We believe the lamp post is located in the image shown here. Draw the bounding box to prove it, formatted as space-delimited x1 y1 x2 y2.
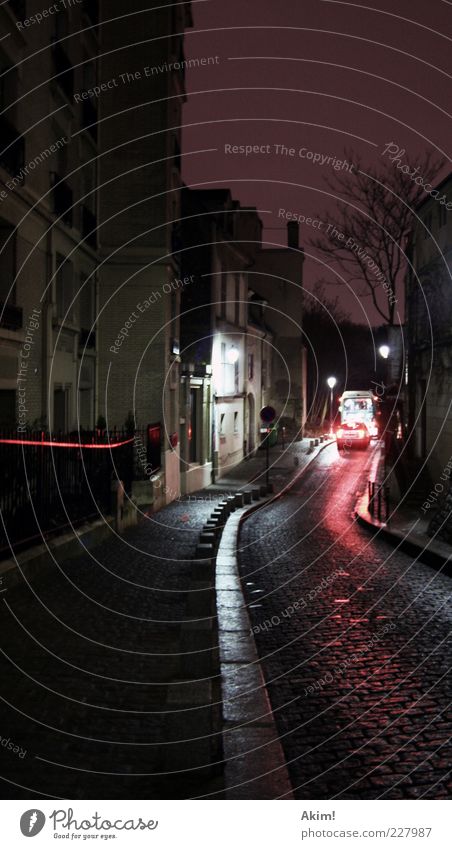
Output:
227 345 239 365
327 376 337 435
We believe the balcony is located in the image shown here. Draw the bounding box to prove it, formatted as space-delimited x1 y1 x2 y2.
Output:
0 301 23 331
82 100 98 143
8 0 26 19
52 40 74 100
0 115 25 177
52 173 73 227
81 205 97 249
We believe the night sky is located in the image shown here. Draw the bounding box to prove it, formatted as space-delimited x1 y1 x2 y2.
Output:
182 0 451 323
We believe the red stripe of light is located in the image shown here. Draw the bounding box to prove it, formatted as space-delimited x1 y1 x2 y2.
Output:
0 437 135 449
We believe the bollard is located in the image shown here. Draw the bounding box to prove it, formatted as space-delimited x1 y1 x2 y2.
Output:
252 488 261 501
234 492 244 508
243 491 252 505
194 543 216 560
199 532 217 547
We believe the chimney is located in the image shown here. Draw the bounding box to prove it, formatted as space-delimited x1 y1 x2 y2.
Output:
287 221 299 249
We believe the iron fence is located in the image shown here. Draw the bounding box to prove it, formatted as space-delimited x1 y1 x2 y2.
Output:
0 428 141 554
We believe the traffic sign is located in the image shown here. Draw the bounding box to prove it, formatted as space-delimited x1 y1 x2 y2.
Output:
260 405 276 424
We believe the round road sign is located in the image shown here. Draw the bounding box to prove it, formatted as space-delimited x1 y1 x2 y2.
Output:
260 405 276 424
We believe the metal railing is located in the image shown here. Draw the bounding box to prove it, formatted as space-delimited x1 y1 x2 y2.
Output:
0 428 144 553
368 480 390 523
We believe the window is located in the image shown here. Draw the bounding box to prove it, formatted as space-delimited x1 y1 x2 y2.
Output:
248 353 254 380
55 254 75 323
53 384 71 432
0 389 16 426
220 413 225 435
79 273 95 346
54 8 69 38
234 274 240 326
0 222 16 305
52 16 74 100
439 204 447 228
233 411 239 433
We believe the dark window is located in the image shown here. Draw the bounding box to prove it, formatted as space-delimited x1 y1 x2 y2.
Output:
52 38 74 100
0 389 16 426
0 222 16 305
79 273 95 345
55 254 75 323
9 2 26 20
83 0 99 25
53 385 71 432
52 173 73 226
81 205 97 248
233 411 238 433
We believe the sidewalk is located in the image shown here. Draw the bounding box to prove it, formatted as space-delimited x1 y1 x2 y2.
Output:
355 444 452 572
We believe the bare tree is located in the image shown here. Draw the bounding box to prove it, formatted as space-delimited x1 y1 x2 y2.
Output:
311 150 445 325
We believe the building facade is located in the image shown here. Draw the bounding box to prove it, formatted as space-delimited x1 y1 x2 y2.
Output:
0 0 99 432
96 0 192 502
180 188 305 495
406 173 452 481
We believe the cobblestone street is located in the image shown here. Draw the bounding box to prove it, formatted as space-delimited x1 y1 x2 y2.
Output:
239 443 452 799
0 496 223 800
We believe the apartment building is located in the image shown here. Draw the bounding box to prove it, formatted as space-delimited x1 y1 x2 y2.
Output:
0 0 99 431
96 0 192 501
406 174 452 481
180 187 305 494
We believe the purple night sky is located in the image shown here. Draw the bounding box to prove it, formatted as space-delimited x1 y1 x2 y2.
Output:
182 0 452 323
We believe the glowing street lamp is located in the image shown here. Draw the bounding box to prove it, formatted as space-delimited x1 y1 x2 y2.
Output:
327 376 337 434
379 344 390 360
227 345 239 364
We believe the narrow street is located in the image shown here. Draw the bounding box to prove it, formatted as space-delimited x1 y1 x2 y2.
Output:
239 443 452 799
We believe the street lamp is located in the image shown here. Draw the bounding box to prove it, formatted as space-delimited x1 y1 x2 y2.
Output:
327 376 337 435
227 345 239 364
379 344 390 360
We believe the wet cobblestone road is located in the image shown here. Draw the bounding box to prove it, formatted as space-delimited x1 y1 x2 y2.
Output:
0 496 221 800
239 443 452 799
